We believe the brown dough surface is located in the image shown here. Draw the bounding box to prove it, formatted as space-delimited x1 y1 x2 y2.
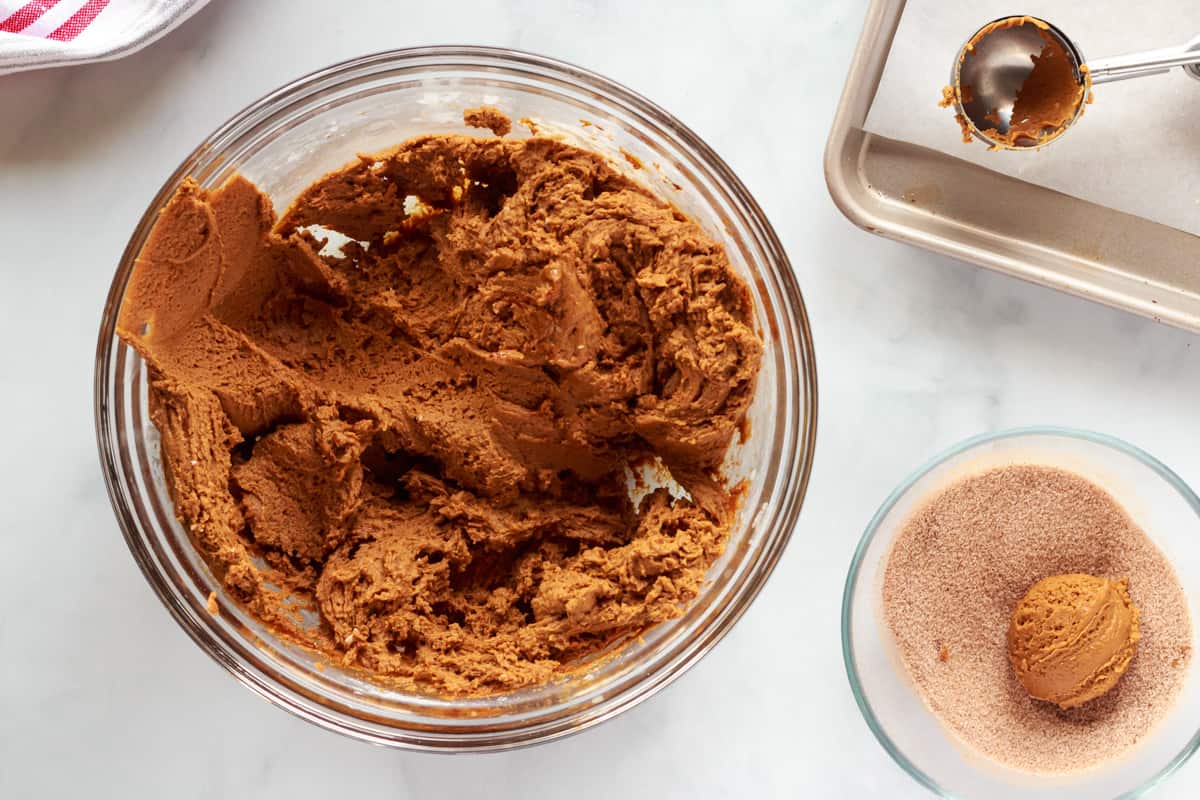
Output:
117 116 762 695
463 105 512 137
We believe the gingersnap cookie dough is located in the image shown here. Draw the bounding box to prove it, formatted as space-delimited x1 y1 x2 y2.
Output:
117 108 763 696
1009 573 1141 710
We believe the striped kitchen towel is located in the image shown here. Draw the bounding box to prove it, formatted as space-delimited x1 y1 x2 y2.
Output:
0 0 209 75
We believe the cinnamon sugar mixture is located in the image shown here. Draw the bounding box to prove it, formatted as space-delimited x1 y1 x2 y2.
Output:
883 465 1192 773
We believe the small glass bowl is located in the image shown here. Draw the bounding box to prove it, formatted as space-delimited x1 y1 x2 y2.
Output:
843 427 1200 798
94 47 817 751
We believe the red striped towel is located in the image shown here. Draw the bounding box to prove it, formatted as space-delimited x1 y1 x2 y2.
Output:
0 0 209 74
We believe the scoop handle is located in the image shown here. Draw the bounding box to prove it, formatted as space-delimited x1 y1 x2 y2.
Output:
1087 36 1200 85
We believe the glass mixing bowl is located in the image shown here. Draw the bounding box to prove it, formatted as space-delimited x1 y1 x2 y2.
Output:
844 428 1200 798
94 46 817 751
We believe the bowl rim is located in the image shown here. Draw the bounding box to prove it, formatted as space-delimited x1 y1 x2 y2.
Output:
841 425 1200 799
94 45 819 751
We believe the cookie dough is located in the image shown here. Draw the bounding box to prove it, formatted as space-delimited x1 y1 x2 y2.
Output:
1009 574 1140 709
463 105 512 137
118 110 762 695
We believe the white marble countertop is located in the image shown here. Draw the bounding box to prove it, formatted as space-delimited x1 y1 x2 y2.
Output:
2 1 1198 797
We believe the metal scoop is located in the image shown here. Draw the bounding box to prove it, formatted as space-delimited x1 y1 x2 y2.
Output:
953 17 1200 149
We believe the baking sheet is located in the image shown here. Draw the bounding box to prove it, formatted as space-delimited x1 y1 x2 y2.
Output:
863 0 1200 238
825 0 1200 334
